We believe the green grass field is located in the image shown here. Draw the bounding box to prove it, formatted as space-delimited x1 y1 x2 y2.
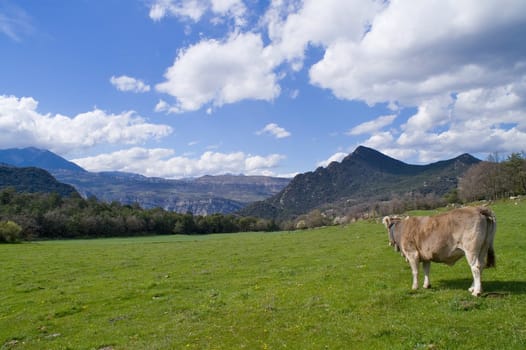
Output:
1 201 525 349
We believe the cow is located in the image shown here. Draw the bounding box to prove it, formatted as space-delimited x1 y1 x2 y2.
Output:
382 206 496 296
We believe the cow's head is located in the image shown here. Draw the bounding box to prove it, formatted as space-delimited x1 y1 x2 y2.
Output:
382 216 402 251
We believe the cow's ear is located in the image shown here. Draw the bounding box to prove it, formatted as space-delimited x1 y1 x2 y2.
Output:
382 216 391 228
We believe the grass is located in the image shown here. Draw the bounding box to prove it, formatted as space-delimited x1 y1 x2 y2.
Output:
1 200 525 349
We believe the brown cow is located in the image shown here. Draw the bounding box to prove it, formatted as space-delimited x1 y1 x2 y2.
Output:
383 207 496 296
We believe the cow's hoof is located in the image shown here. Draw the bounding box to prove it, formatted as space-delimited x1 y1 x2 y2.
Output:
423 284 431 289
471 290 481 297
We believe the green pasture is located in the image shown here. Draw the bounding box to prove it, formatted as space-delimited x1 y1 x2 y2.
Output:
1 201 525 349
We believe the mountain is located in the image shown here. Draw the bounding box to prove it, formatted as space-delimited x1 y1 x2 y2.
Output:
0 147 86 172
239 146 480 220
0 164 79 197
0 148 290 215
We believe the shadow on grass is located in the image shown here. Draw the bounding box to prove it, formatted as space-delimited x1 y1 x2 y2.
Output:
439 278 526 295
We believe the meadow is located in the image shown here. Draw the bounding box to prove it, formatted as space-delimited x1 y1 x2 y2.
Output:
1 200 525 349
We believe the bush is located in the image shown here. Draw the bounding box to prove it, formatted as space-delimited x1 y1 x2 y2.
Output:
0 220 22 243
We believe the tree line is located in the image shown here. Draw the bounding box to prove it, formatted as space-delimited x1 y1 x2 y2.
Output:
0 188 277 242
458 152 526 202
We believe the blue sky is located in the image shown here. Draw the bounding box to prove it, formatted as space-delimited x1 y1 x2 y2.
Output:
1 0 525 178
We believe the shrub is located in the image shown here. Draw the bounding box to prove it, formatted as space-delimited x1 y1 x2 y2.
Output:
0 220 22 243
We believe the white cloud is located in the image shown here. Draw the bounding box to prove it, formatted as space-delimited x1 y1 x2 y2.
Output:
73 147 285 178
154 99 182 114
264 0 382 69
149 0 246 26
149 0 207 22
110 75 151 93
347 114 396 136
256 123 291 139
362 132 395 152
317 152 347 168
154 99 169 112
308 0 526 106
245 154 285 172
391 81 526 162
211 0 246 26
260 0 526 162
156 32 280 112
0 94 172 153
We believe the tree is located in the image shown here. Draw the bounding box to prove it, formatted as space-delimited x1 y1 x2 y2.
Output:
173 213 196 234
443 188 459 204
0 220 22 243
0 187 16 205
459 153 526 202
459 162 501 202
503 153 526 196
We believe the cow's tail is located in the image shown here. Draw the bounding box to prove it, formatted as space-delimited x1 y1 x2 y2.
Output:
479 207 496 268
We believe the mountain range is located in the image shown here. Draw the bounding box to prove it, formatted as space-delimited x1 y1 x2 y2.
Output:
0 146 481 219
0 148 290 215
239 146 480 220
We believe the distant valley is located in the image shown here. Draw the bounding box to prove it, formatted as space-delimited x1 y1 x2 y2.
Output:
0 148 290 215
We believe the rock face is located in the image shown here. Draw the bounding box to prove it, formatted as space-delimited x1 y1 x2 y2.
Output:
239 146 480 220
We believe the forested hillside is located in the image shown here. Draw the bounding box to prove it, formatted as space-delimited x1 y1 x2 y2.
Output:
0 165 78 197
0 188 277 241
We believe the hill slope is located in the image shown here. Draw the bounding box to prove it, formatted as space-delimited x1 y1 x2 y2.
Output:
239 146 480 220
0 165 79 197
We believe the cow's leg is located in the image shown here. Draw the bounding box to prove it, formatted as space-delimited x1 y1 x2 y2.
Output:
466 252 482 296
422 261 431 289
407 254 420 290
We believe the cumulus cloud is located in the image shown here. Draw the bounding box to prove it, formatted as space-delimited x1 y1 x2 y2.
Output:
0 94 172 153
110 75 151 93
364 81 526 163
347 114 396 136
317 152 347 168
156 32 280 112
73 147 285 178
259 0 526 162
264 0 381 70
308 1 526 106
256 123 291 139
392 84 526 162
